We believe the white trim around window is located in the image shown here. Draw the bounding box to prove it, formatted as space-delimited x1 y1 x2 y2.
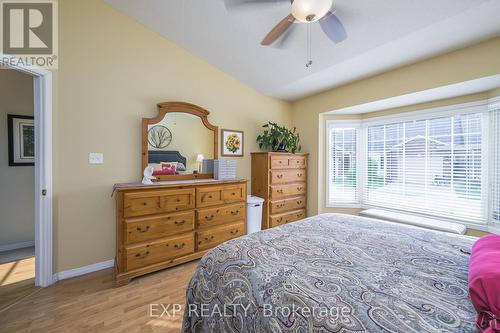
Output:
326 98 500 232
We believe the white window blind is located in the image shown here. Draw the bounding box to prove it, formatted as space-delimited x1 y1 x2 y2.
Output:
328 127 358 204
364 113 485 224
491 108 500 225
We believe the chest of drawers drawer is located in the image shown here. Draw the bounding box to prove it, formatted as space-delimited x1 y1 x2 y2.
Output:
196 222 245 251
197 203 245 228
123 188 195 217
269 209 306 228
125 234 194 271
125 211 194 244
269 196 306 214
270 155 307 169
270 183 306 199
196 184 245 207
270 169 306 184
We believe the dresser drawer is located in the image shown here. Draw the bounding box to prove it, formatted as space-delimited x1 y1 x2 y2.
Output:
270 183 306 199
270 169 306 184
288 156 307 169
125 211 194 244
269 209 306 228
125 234 194 270
197 203 245 228
196 184 245 208
270 155 289 169
196 222 245 251
221 185 245 202
269 196 306 214
123 188 195 217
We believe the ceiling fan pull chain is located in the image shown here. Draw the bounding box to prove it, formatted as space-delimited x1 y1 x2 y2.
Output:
306 23 312 68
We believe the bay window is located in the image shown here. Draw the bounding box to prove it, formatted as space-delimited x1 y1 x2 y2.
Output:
327 99 500 228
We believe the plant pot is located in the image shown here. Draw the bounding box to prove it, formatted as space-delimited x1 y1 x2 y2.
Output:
274 143 287 152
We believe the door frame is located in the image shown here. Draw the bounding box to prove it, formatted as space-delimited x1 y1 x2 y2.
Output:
1 54 53 287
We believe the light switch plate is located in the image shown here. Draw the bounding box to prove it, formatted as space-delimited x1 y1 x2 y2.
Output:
89 153 104 164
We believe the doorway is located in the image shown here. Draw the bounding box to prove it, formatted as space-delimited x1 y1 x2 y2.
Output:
0 54 53 297
0 69 37 311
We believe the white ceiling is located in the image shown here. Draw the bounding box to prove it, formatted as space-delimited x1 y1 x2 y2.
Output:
104 0 500 101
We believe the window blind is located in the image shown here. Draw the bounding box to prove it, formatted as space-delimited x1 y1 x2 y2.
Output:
491 108 500 225
329 127 358 204
364 113 485 224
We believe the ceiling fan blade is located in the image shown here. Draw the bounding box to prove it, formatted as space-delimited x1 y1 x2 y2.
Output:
320 11 347 43
224 0 289 12
261 14 295 46
272 22 298 49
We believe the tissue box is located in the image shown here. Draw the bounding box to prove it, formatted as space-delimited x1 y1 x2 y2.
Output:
214 159 237 180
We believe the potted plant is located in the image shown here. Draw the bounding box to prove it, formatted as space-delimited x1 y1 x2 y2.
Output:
256 122 301 153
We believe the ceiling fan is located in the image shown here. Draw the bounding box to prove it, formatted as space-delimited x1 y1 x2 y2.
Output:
224 0 347 46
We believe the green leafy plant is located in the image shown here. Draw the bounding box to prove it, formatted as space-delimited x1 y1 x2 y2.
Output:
256 122 301 153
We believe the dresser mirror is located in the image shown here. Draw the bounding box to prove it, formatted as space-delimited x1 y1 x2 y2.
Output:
142 102 218 180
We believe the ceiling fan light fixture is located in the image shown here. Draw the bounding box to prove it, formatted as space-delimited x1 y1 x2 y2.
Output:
291 0 333 23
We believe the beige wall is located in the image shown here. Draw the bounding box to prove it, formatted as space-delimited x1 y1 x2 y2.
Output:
53 0 291 272
292 37 500 216
0 70 35 246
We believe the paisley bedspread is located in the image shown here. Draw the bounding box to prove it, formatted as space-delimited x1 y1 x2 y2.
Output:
182 213 477 332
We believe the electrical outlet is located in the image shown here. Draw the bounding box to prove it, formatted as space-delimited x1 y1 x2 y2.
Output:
89 153 104 164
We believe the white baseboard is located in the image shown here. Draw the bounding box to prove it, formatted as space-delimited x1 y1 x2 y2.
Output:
0 241 35 252
53 259 115 282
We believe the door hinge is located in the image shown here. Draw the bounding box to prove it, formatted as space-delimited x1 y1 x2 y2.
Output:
42 189 47 196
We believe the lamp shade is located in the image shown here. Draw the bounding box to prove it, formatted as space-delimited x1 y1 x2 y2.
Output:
291 0 333 23
196 154 204 163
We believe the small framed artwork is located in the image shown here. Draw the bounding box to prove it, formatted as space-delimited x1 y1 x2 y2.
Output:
221 129 244 157
8 114 35 166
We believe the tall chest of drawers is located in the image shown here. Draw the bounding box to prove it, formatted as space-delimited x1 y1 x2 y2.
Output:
251 152 308 230
114 179 247 286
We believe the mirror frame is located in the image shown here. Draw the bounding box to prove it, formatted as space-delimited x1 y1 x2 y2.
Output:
142 101 218 181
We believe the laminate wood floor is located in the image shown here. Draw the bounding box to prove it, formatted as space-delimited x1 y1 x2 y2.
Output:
0 260 198 333
0 255 38 313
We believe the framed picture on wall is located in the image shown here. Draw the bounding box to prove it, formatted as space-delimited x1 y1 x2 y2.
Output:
8 114 35 166
221 129 244 157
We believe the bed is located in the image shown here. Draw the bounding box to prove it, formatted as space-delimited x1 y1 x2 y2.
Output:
182 213 477 332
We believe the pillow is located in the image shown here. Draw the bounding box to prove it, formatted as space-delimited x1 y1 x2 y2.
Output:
148 163 163 171
161 161 186 171
153 167 176 176
468 234 500 333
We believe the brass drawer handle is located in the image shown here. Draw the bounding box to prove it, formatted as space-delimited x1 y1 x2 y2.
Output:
204 235 214 242
136 226 150 233
208 195 213 199
230 229 239 235
231 192 236 196
276 174 283 179
174 243 185 249
297 187 303 191
297 173 303 177
230 210 240 215
297 201 302 205
174 220 186 226
135 251 150 259
277 189 284 194
176 198 181 202
143 202 147 206
205 215 215 221
277 218 283 223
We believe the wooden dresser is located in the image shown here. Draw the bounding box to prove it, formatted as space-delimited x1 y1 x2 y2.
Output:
251 152 308 230
114 179 247 286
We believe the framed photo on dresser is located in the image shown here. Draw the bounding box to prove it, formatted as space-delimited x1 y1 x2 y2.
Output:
221 129 244 157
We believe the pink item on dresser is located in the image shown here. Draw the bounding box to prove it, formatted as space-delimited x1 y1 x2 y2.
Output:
468 234 500 333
